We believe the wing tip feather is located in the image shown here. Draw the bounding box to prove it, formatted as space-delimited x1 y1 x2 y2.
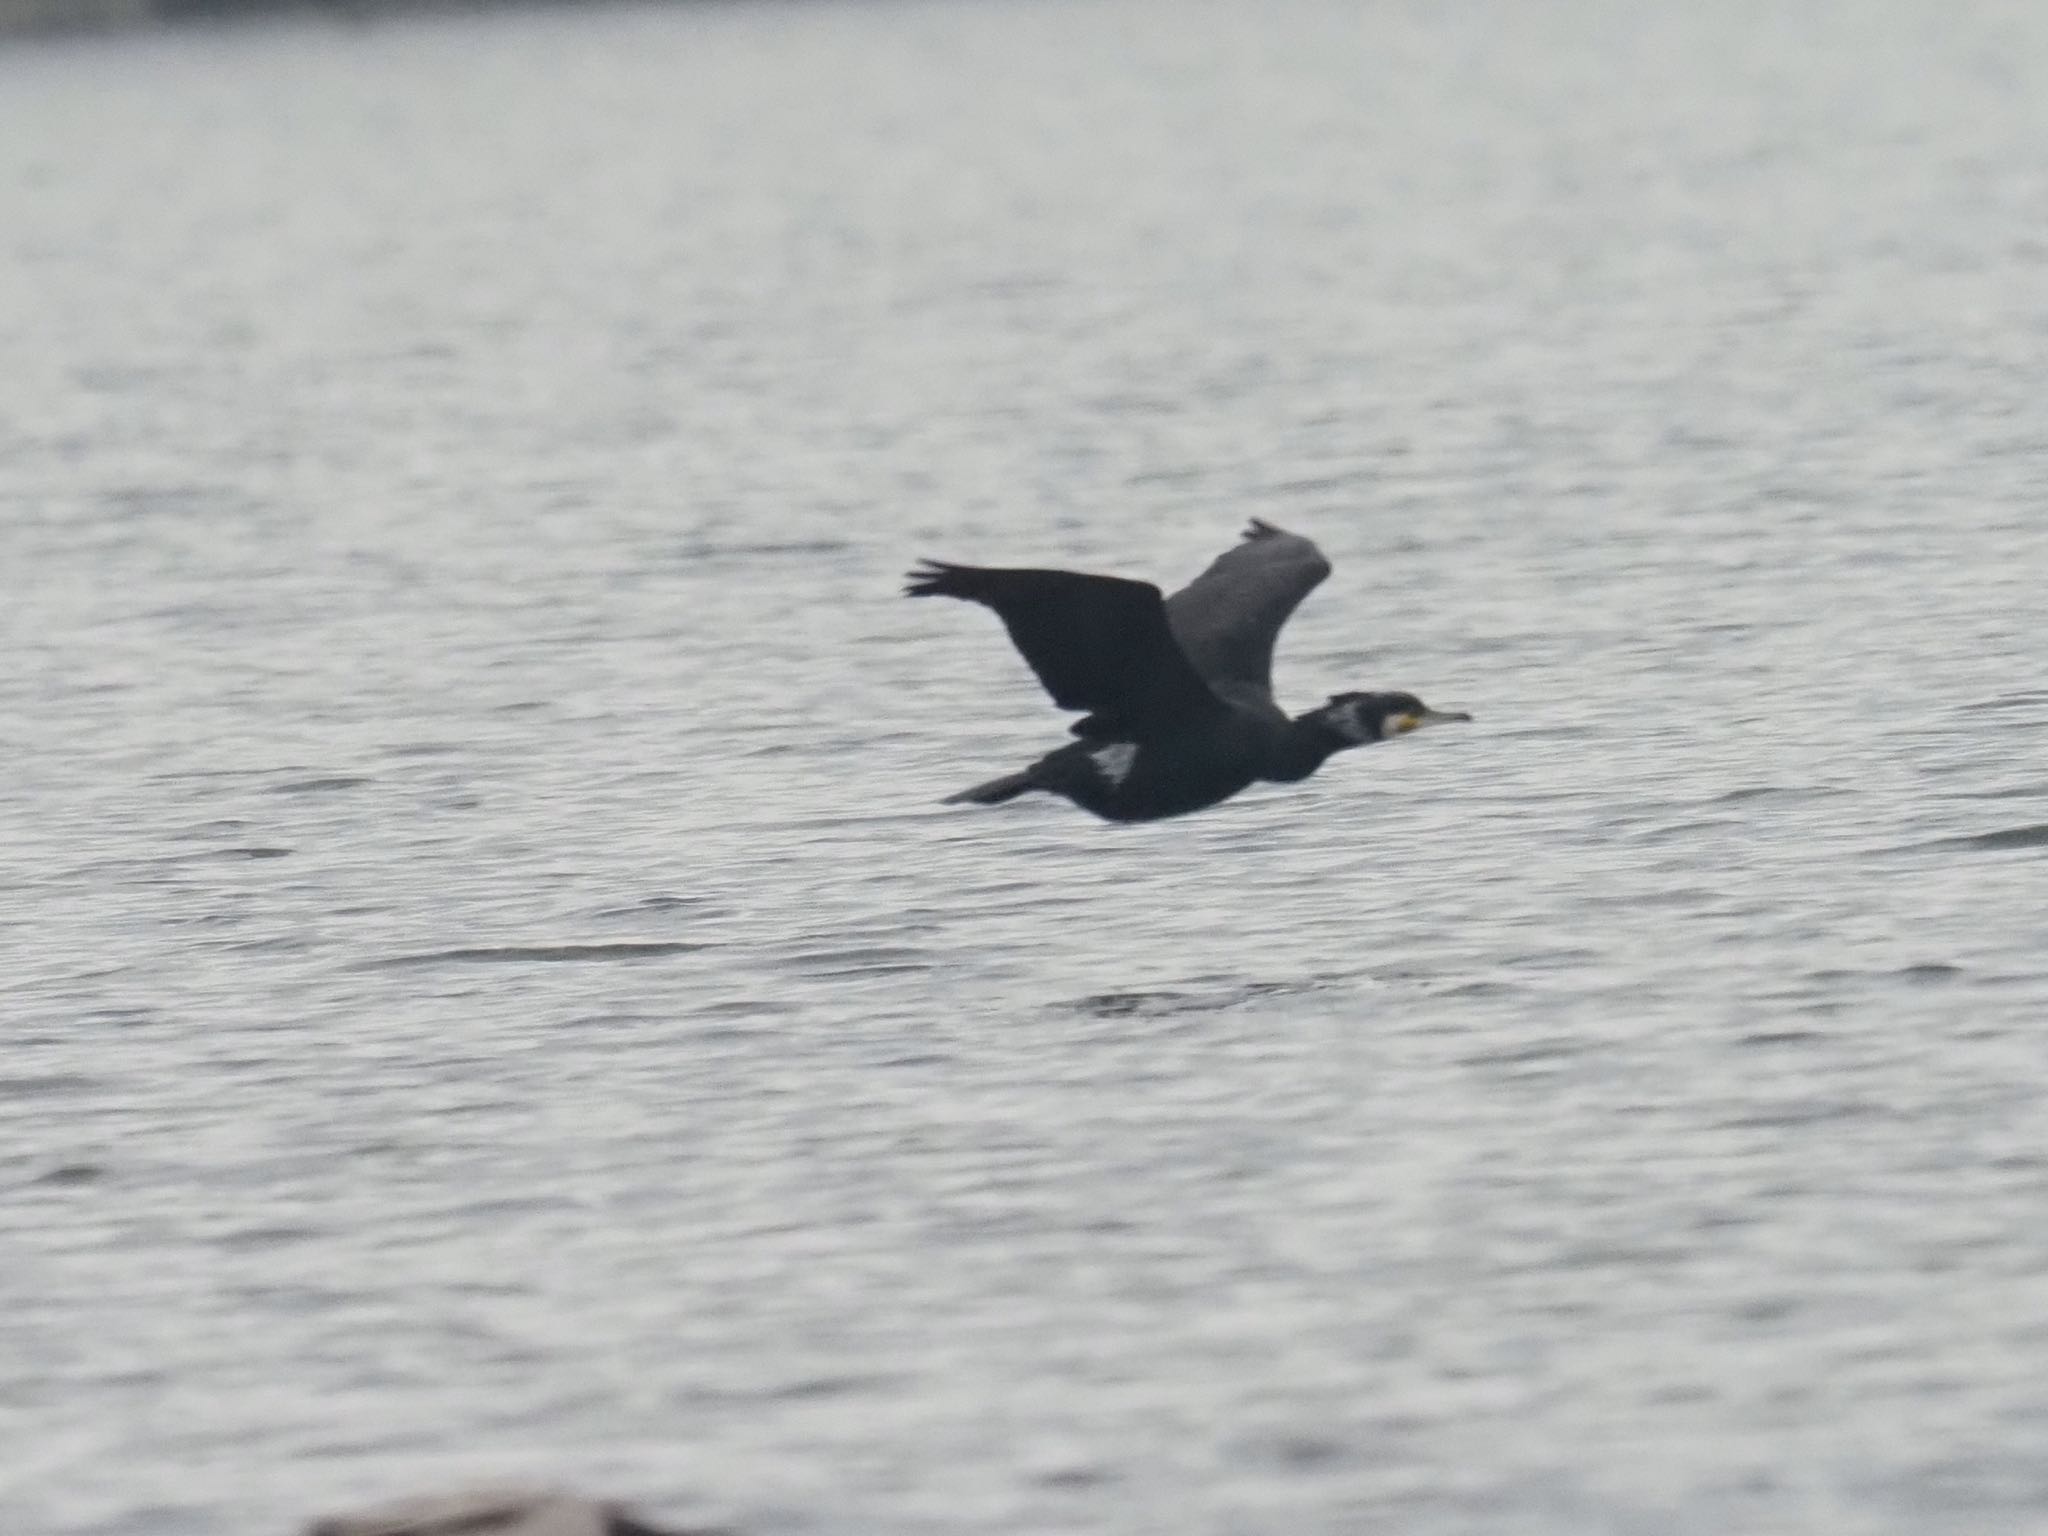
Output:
902 559 963 597
1238 518 1330 577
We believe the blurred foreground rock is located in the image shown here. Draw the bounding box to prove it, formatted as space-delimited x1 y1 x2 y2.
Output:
306 1487 714 1536
0 0 152 33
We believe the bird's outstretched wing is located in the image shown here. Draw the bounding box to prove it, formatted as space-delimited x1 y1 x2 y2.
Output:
905 560 1225 732
1165 519 1332 701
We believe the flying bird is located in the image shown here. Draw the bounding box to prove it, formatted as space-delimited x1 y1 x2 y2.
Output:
903 520 1470 822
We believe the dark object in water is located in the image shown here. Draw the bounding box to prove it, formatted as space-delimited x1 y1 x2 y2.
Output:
905 520 1470 822
304 1487 722 1536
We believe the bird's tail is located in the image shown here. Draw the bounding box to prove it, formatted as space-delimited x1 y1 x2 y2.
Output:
943 768 1038 806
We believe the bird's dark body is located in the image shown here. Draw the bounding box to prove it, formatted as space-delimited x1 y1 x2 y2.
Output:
905 521 1468 823
1028 714 1275 823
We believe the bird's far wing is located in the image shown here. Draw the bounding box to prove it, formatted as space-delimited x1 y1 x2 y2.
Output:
905 561 1225 731
1165 519 1332 698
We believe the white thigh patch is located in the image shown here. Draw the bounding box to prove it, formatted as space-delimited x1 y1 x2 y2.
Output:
1089 742 1139 787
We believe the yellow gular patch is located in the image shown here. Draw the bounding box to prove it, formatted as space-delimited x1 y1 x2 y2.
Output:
1393 714 1421 734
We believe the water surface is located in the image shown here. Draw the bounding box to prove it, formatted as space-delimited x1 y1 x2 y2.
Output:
3 2 2046 1532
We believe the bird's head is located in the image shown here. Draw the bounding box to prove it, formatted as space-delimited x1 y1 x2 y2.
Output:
1312 690 1474 747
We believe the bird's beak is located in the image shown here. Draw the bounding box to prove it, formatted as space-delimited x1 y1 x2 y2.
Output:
1398 707 1473 733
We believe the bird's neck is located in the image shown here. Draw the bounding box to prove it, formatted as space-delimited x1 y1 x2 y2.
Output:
1268 713 1355 782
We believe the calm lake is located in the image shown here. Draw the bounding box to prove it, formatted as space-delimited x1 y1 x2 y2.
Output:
2 1 2046 1531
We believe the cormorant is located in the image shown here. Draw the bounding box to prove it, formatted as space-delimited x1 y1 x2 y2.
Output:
904 520 1471 822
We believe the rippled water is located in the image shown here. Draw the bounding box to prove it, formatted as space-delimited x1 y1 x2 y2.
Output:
4 2 2047 1532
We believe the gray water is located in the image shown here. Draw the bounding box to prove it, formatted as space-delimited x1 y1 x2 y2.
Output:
3 2 2047 1532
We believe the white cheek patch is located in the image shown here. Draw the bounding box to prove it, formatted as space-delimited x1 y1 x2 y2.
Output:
1090 742 1139 787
